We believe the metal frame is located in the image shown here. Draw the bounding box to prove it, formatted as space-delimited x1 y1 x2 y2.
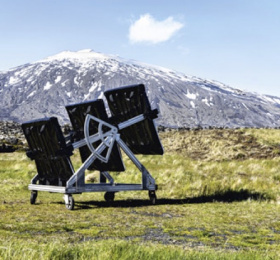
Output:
28 113 158 210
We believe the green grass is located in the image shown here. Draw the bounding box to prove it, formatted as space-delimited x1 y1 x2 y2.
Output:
2 239 277 260
1 128 280 259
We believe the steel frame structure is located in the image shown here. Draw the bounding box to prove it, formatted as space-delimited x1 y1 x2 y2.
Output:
28 113 158 210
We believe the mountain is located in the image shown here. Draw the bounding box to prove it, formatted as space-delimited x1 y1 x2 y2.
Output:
1 49 280 128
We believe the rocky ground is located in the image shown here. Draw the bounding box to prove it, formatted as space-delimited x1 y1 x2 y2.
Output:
0 121 25 152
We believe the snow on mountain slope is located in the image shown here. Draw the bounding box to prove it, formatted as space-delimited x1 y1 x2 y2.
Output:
1 49 280 128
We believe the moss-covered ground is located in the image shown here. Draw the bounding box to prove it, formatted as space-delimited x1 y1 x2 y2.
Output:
1 128 280 259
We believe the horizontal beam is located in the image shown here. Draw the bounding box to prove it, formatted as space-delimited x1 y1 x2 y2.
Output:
28 184 66 193
29 183 157 194
117 114 145 130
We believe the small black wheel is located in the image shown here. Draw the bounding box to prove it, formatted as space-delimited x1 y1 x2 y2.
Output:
149 190 157 205
65 195 75 210
30 191 37 205
104 192 115 202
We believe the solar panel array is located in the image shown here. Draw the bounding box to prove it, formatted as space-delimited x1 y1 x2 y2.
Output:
105 84 163 155
66 99 125 172
22 84 163 184
22 117 73 186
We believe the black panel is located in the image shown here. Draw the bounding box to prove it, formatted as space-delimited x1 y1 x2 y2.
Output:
104 84 164 155
21 117 74 186
65 99 125 172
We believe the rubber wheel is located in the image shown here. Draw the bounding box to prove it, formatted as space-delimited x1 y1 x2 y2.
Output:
149 190 157 205
104 192 115 202
65 195 75 210
30 191 37 205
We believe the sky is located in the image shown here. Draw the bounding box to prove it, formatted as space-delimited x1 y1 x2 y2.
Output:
1 0 280 97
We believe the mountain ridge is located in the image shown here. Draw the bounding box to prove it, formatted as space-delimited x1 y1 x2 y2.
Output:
1 49 280 128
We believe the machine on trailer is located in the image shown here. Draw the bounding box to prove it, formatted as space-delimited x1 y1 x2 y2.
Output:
22 84 164 210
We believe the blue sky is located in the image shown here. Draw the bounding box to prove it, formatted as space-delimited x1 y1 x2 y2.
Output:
1 0 280 96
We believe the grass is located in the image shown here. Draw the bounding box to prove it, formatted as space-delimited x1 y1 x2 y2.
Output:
1 128 280 259
2 240 277 260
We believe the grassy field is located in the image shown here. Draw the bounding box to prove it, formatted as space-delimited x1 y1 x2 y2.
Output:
1 128 280 259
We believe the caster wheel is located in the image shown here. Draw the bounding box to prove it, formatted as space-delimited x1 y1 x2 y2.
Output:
104 192 115 202
65 195 75 210
30 191 37 205
149 190 157 205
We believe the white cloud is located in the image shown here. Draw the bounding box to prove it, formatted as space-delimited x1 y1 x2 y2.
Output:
129 14 184 44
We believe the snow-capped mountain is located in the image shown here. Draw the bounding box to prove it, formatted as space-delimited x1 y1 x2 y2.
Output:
1 49 280 128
